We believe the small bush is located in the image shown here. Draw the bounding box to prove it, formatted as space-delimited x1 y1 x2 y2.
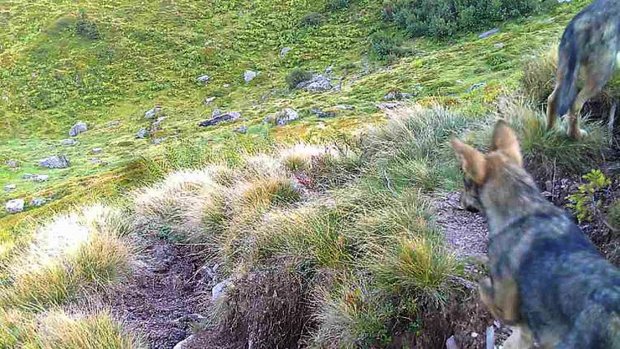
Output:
369 31 407 61
75 9 101 40
385 0 550 39
300 12 324 28
239 177 301 210
567 169 611 223
286 68 313 89
521 47 558 106
326 0 351 11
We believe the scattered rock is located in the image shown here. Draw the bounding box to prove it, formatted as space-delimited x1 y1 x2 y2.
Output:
173 335 195 349
211 109 223 117
4 184 16 192
6 199 24 214
494 42 505 49
478 28 499 39
244 70 258 83
38 155 70 169
199 111 241 127
106 120 121 128
311 108 336 118
61 138 78 146
265 108 299 126
212 279 234 302
22 173 34 180
145 105 163 120
32 174 49 182
91 147 103 154
152 137 166 145
30 197 46 207
376 102 401 110
334 104 355 110
279 47 292 58
325 65 334 76
446 336 459 349
5 159 19 168
223 83 231 88
234 125 248 134
136 128 149 139
296 74 333 92
196 75 210 84
151 117 166 131
203 96 216 105
90 158 107 166
69 122 88 137
384 90 413 101
467 82 486 93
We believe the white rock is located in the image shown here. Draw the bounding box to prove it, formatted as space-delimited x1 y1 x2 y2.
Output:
212 279 233 301
244 70 258 83
69 122 88 137
6 199 24 213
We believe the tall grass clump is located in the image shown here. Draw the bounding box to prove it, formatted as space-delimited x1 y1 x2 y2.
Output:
521 46 557 106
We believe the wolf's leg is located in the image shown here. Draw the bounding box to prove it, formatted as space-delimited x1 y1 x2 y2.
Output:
547 84 560 131
479 277 520 324
502 326 535 349
568 56 616 139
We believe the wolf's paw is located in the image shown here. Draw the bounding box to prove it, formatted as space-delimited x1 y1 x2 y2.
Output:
568 128 588 140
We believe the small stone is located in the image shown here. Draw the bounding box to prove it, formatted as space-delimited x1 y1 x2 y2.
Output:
545 180 554 193
212 109 223 117
467 82 486 93
334 104 355 110
30 197 46 207
296 74 332 92
244 70 258 83
5 159 19 168
446 336 459 349
384 91 413 101
6 199 24 214
223 83 231 88
69 122 88 137
106 120 121 128
33 174 49 182
39 155 70 169
494 42 505 49
204 96 216 105
151 116 166 131
152 137 166 145
4 184 16 192
267 108 299 126
61 139 78 146
197 75 210 84
91 148 103 154
376 102 400 110
22 173 34 180
145 106 163 120
471 332 479 338
173 335 195 349
234 125 248 134
212 279 233 301
479 28 500 39
311 108 336 118
136 128 149 139
280 47 292 58
199 111 242 127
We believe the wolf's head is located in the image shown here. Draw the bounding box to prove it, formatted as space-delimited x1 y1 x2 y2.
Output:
451 120 531 213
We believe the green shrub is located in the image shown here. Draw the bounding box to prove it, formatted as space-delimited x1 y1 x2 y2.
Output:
326 0 351 11
369 31 407 61
385 0 550 39
286 68 313 89
567 169 611 223
75 9 101 40
300 12 324 28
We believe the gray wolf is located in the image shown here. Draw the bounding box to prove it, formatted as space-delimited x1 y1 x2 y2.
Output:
452 120 620 348
546 0 620 139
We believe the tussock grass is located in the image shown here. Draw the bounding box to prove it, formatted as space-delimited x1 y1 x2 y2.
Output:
37 310 141 349
521 45 558 106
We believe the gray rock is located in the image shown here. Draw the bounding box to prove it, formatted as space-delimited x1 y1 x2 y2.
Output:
212 279 233 301
197 75 210 84
494 42 505 49
69 122 88 137
311 108 336 118
61 139 78 146
384 91 413 101
106 120 121 128
145 106 163 120
376 102 401 110
204 96 216 105
446 335 459 349
334 104 355 110
199 111 241 127
39 155 70 169
136 128 149 139
279 47 292 58
4 184 16 192
267 108 299 126
325 65 334 76
223 83 231 88
234 125 248 134
478 28 499 39
152 137 166 145
33 174 49 182
5 159 19 168
212 109 223 117
173 335 195 349
296 74 333 92
22 173 34 180
30 197 46 207
91 147 103 154
151 117 166 131
6 199 24 214
467 82 486 93
244 70 258 83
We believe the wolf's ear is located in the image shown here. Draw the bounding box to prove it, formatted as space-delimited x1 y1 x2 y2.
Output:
451 138 487 184
491 120 522 166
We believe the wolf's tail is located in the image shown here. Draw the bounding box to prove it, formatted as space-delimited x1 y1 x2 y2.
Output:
555 24 581 117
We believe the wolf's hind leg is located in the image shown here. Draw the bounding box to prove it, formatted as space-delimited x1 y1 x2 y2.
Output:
547 85 560 131
502 326 535 349
479 277 520 324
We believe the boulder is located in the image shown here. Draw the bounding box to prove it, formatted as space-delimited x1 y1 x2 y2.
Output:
69 122 88 137
199 111 241 127
212 279 234 301
265 108 299 126
244 70 258 83
61 139 78 146
136 128 149 139
197 75 210 84
280 47 292 58
39 155 70 169
30 198 46 207
296 74 332 92
4 184 16 192
383 91 413 101
145 106 163 120
6 199 24 214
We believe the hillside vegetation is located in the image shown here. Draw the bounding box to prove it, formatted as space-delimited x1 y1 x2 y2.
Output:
2 0 620 348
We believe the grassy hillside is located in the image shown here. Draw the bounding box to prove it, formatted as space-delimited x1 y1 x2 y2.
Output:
3 0 620 347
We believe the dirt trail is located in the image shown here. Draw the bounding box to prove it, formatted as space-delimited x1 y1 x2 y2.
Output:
109 240 211 349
